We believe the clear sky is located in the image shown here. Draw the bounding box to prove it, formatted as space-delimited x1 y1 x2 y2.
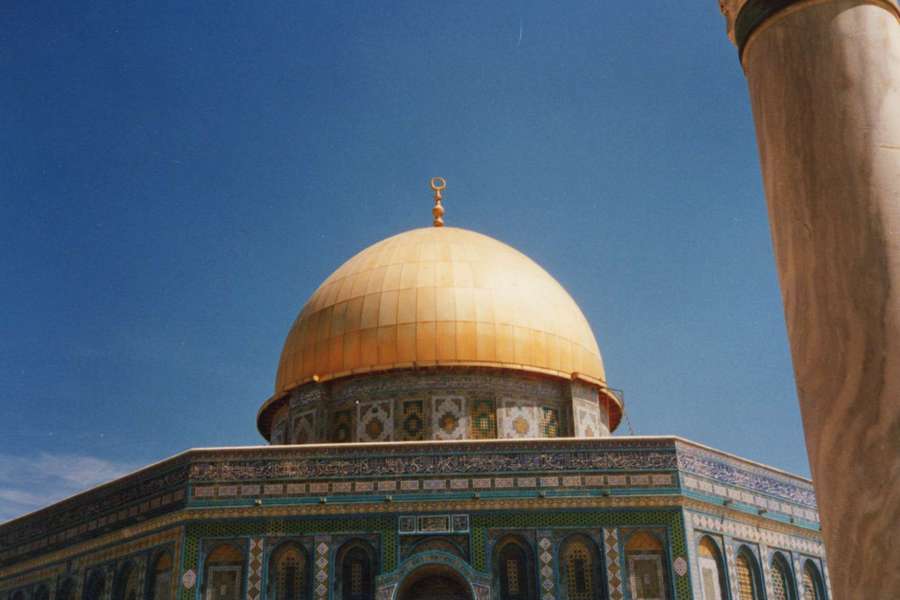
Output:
0 1 807 521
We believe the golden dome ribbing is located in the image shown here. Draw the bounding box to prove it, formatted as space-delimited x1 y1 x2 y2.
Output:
273 226 607 394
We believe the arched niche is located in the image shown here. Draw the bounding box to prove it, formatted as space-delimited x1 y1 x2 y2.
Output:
492 535 536 600
696 536 727 600
335 539 377 600
83 570 106 600
395 565 473 600
801 560 826 600
734 547 763 600
203 544 245 600
113 562 140 600
149 551 174 600
559 534 605 600
769 552 796 600
624 530 668 600
268 542 310 600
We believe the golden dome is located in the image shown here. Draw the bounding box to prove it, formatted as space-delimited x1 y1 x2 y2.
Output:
274 226 608 394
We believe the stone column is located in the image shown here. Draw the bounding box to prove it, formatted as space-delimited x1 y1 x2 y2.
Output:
717 1 900 597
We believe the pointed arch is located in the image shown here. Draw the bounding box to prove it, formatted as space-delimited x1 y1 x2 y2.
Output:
559 534 605 600
113 562 140 600
769 553 796 600
149 551 174 600
268 542 309 600
335 539 376 600
696 537 727 600
734 547 763 600
624 530 667 600
801 560 825 600
203 543 244 600
493 535 536 600
83 570 106 600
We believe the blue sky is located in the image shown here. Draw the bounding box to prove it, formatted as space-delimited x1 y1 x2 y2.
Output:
0 2 806 521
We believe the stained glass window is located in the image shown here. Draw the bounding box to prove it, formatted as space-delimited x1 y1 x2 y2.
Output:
271 544 306 600
802 562 824 600
497 539 533 600
340 544 374 600
770 557 790 600
735 553 760 600
562 537 600 600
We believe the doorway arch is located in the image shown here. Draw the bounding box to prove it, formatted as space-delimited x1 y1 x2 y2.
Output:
396 565 473 600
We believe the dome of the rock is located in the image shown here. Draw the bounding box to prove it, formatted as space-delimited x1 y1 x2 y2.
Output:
258 225 622 439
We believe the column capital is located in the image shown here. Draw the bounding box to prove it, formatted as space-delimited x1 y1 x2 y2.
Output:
720 0 900 56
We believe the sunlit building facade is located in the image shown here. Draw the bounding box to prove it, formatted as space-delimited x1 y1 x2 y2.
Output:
0 190 829 600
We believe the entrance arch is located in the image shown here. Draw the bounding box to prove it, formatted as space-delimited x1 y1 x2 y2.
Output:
396 565 473 600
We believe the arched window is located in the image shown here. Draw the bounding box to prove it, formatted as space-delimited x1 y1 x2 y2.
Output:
269 543 308 600
624 531 667 600
336 541 376 600
150 552 174 600
560 535 605 600
113 563 140 600
58 579 76 600
10 591 25 600
801 561 825 600
769 553 795 600
204 544 244 600
697 537 727 600
33 586 50 600
494 536 535 600
84 570 106 600
734 549 762 600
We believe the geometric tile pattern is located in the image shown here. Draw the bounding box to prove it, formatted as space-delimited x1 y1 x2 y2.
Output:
314 537 330 600
247 539 263 600
603 528 624 600
432 396 466 440
332 410 352 443
470 399 496 439
725 539 739 600
499 398 538 439
794 556 805 600
398 400 425 441
687 512 824 556
573 397 601 438
541 407 560 437
760 543 774 600
537 534 555 600
357 400 393 442
292 411 316 444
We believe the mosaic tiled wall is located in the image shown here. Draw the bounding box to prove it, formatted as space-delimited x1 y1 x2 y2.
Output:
275 368 615 444
572 380 609 438
685 509 829 600
1 437 821 578
0 530 180 600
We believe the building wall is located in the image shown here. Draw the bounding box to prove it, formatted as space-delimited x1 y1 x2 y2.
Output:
271 369 611 445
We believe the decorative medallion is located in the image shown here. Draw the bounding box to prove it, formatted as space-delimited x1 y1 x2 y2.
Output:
181 570 196 590
357 400 393 442
432 396 465 440
674 556 688 577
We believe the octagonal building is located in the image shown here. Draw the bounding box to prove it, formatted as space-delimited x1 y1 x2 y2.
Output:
0 186 830 600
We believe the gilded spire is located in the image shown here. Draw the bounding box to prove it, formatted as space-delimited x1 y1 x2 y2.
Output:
430 176 446 227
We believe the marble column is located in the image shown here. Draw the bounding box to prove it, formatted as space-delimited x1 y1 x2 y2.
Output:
717 0 900 597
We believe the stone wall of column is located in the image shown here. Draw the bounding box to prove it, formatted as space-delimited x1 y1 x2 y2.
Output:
717 0 900 597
